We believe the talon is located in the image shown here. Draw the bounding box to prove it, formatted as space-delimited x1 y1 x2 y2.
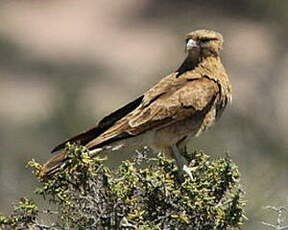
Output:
183 164 193 180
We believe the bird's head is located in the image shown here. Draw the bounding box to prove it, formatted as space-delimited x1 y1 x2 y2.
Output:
185 29 223 58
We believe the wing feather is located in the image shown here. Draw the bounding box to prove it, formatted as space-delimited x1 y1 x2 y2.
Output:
51 95 143 152
86 76 219 148
127 77 219 135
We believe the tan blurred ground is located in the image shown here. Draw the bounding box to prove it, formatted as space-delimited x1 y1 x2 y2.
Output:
0 0 288 228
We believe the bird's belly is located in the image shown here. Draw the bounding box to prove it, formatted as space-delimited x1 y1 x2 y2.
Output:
148 118 202 150
146 108 217 150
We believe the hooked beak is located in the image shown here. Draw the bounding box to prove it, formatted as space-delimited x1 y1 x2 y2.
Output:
186 39 200 51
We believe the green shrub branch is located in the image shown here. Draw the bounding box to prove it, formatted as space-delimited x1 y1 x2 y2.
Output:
0 144 245 229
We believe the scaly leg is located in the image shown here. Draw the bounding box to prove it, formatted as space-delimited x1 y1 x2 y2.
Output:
171 145 193 180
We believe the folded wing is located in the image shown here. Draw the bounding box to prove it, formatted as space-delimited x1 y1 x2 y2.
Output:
85 74 220 150
51 95 144 153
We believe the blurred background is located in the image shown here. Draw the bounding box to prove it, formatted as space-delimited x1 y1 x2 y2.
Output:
0 0 288 228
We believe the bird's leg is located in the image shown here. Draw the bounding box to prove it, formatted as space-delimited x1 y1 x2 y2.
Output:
176 137 195 162
171 145 193 180
178 144 188 159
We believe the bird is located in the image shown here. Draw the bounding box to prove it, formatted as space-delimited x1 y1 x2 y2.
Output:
42 29 232 178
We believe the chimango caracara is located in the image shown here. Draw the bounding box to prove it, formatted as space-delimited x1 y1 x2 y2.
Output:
43 29 232 179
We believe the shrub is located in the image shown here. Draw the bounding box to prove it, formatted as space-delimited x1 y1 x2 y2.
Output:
0 144 245 229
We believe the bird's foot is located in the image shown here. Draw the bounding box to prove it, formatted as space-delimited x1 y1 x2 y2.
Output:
182 164 193 180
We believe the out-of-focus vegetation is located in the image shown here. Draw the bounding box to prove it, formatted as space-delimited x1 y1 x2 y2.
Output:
1 1 288 229
0 144 245 230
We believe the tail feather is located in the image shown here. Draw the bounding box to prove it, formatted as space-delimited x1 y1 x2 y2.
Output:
42 152 67 176
42 131 140 176
42 132 133 176
43 96 144 176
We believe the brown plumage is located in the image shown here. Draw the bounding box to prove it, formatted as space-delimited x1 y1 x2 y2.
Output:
43 29 232 177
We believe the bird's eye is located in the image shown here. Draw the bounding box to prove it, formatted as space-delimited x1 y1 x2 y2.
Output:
200 37 217 43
